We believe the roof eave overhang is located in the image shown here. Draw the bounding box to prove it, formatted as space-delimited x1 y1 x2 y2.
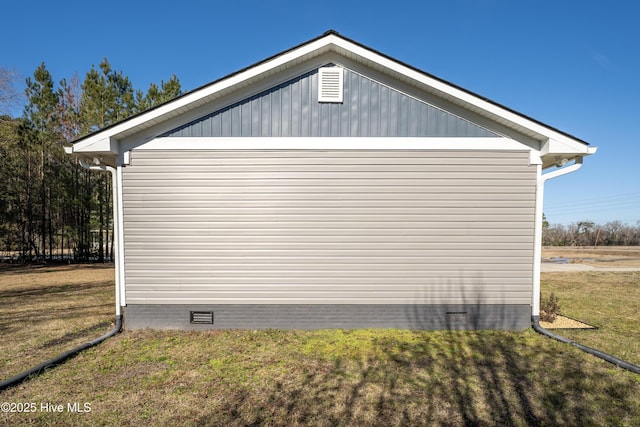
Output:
65 140 118 164
69 31 594 161
539 137 598 169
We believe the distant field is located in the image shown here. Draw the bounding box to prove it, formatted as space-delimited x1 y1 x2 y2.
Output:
543 246 640 267
0 261 639 425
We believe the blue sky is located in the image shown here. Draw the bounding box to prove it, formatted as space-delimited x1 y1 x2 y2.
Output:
2 0 639 225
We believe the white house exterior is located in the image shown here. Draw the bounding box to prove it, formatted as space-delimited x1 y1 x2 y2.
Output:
67 31 596 330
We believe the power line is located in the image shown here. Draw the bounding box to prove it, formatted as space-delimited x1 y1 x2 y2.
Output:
547 192 640 209
546 200 640 215
544 191 640 223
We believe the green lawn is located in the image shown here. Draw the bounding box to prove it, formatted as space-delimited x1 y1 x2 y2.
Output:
0 266 639 426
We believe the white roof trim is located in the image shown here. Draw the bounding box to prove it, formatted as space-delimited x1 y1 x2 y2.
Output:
134 136 532 152
70 32 593 158
541 138 597 156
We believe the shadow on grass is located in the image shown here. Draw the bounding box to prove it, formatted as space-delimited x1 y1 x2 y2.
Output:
192 333 637 425
0 280 111 301
0 280 113 336
0 263 113 274
39 320 112 349
191 277 638 425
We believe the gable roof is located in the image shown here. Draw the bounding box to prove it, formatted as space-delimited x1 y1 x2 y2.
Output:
69 30 595 166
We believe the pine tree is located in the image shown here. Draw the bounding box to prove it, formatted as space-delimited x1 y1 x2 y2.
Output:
80 58 136 262
135 74 182 112
1 58 184 263
0 68 23 256
57 74 84 260
22 63 61 260
81 58 135 133
0 116 23 256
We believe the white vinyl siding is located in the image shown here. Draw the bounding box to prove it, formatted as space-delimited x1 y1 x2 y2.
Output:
122 149 536 305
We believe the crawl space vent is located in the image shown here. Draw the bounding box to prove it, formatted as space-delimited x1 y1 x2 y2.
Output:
190 311 214 324
318 67 343 103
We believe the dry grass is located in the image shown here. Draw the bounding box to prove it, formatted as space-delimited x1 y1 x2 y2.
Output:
0 262 639 426
541 270 640 366
0 264 114 380
542 246 640 267
542 247 640 364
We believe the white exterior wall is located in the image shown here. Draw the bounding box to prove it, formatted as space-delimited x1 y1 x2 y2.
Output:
121 147 537 306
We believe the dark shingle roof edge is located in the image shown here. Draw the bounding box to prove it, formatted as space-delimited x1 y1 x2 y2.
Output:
71 29 589 147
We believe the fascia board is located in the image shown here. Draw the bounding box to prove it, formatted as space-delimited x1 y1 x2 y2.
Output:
541 137 597 156
72 136 117 154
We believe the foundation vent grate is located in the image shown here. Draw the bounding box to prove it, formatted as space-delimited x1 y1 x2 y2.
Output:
190 311 214 324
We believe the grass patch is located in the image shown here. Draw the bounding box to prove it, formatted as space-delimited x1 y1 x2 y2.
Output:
541 271 640 365
0 264 114 380
0 265 639 425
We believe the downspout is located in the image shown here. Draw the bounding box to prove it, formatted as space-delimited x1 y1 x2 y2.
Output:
532 157 584 319
116 163 126 306
532 157 640 374
0 159 124 390
78 159 123 319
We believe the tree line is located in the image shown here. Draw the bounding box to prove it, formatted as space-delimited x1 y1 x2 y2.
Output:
0 60 181 262
543 218 640 246
1 61 638 264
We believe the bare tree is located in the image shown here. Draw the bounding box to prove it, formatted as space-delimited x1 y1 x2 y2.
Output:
0 67 23 116
543 221 640 246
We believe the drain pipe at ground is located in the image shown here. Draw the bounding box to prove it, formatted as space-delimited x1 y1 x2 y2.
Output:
0 317 122 391
0 157 124 391
532 318 640 374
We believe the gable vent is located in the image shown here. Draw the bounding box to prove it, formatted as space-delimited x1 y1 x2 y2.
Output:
318 67 343 103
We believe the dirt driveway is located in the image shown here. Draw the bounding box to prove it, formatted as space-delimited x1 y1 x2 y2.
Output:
541 263 640 272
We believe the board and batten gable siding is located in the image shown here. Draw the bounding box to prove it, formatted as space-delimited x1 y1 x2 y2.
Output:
122 149 536 309
163 68 499 138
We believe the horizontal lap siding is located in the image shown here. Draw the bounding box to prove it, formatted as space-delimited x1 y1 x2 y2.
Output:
122 150 536 305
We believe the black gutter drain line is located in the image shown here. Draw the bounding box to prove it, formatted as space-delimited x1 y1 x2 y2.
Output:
0 315 122 391
532 316 640 375
3 314 637 392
